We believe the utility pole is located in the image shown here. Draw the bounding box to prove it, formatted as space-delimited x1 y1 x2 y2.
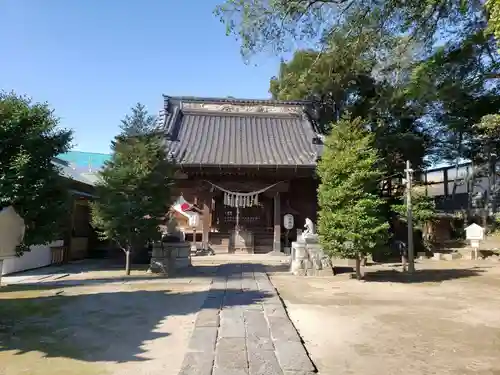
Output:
405 160 415 273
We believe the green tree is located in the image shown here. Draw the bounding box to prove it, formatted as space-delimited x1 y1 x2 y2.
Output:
486 0 500 47
120 103 158 137
393 191 437 229
269 27 431 192
0 92 72 253
392 189 437 251
408 31 500 162
317 117 389 279
91 107 174 275
215 0 484 59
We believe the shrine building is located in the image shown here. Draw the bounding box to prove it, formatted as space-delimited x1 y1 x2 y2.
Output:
161 95 322 253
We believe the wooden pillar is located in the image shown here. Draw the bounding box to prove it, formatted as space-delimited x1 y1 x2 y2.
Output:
202 197 211 250
273 192 281 252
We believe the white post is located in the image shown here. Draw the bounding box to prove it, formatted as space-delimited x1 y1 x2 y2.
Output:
0 259 4 285
405 160 415 273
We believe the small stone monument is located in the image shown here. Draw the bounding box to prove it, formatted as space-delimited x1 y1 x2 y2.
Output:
290 218 333 276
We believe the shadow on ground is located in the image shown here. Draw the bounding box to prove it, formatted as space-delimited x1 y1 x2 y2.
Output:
2 262 290 293
363 267 485 283
0 285 271 363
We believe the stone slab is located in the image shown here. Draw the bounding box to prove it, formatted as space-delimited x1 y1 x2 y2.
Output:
248 348 284 375
178 351 214 375
244 310 271 337
176 263 317 375
214 338 248 374
267 316 301 342
213 369 248 375
246 334 275 351
225 291 266 307
264 304 288 319
195 308 220 327
202 295 224 310
188 326 218 352
219 310 245 338
274 340 315 373
263 295 282 305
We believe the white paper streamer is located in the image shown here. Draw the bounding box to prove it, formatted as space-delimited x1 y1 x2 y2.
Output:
209 181 282 208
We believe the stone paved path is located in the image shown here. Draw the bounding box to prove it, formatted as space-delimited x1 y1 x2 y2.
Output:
178 263 316 375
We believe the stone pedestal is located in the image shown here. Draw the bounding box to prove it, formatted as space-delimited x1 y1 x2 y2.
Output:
149 242 191 276
290 242 307 275
290 240 333 276
174 242 191 269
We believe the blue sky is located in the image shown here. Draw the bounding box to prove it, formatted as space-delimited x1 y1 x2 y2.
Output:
1 0 282 153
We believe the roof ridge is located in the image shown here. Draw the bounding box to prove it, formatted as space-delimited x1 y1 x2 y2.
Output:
163 95 310 107
180 108 303 118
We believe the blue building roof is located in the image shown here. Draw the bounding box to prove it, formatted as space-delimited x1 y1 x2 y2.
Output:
58 151 111 171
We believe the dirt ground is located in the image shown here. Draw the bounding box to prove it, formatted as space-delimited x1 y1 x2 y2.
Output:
271 259 500 375
0 267 214 375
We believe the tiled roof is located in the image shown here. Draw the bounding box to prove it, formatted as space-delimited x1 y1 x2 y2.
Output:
163 108 321 167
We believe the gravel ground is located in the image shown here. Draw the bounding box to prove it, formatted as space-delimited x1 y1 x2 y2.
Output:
271 260 500 375
0 269 213 375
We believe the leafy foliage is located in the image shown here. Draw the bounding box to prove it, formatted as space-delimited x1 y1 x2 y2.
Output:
317 117 389 262
269 26 431 185
408 31 500 164
392 190 437 230
215 0 484 59
486 0 500 46
120 103 158 137
0 92 72 252
91 106 175 271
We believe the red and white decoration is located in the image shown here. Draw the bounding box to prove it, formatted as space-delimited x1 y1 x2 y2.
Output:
172 196 193 214
171 196 201 221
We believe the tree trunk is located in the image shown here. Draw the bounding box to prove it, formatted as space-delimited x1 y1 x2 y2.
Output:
355 254 363 280
125 248 131 276
361 255 367 267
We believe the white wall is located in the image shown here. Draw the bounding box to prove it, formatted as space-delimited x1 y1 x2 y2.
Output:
425 177 490 197
1 240 63 275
